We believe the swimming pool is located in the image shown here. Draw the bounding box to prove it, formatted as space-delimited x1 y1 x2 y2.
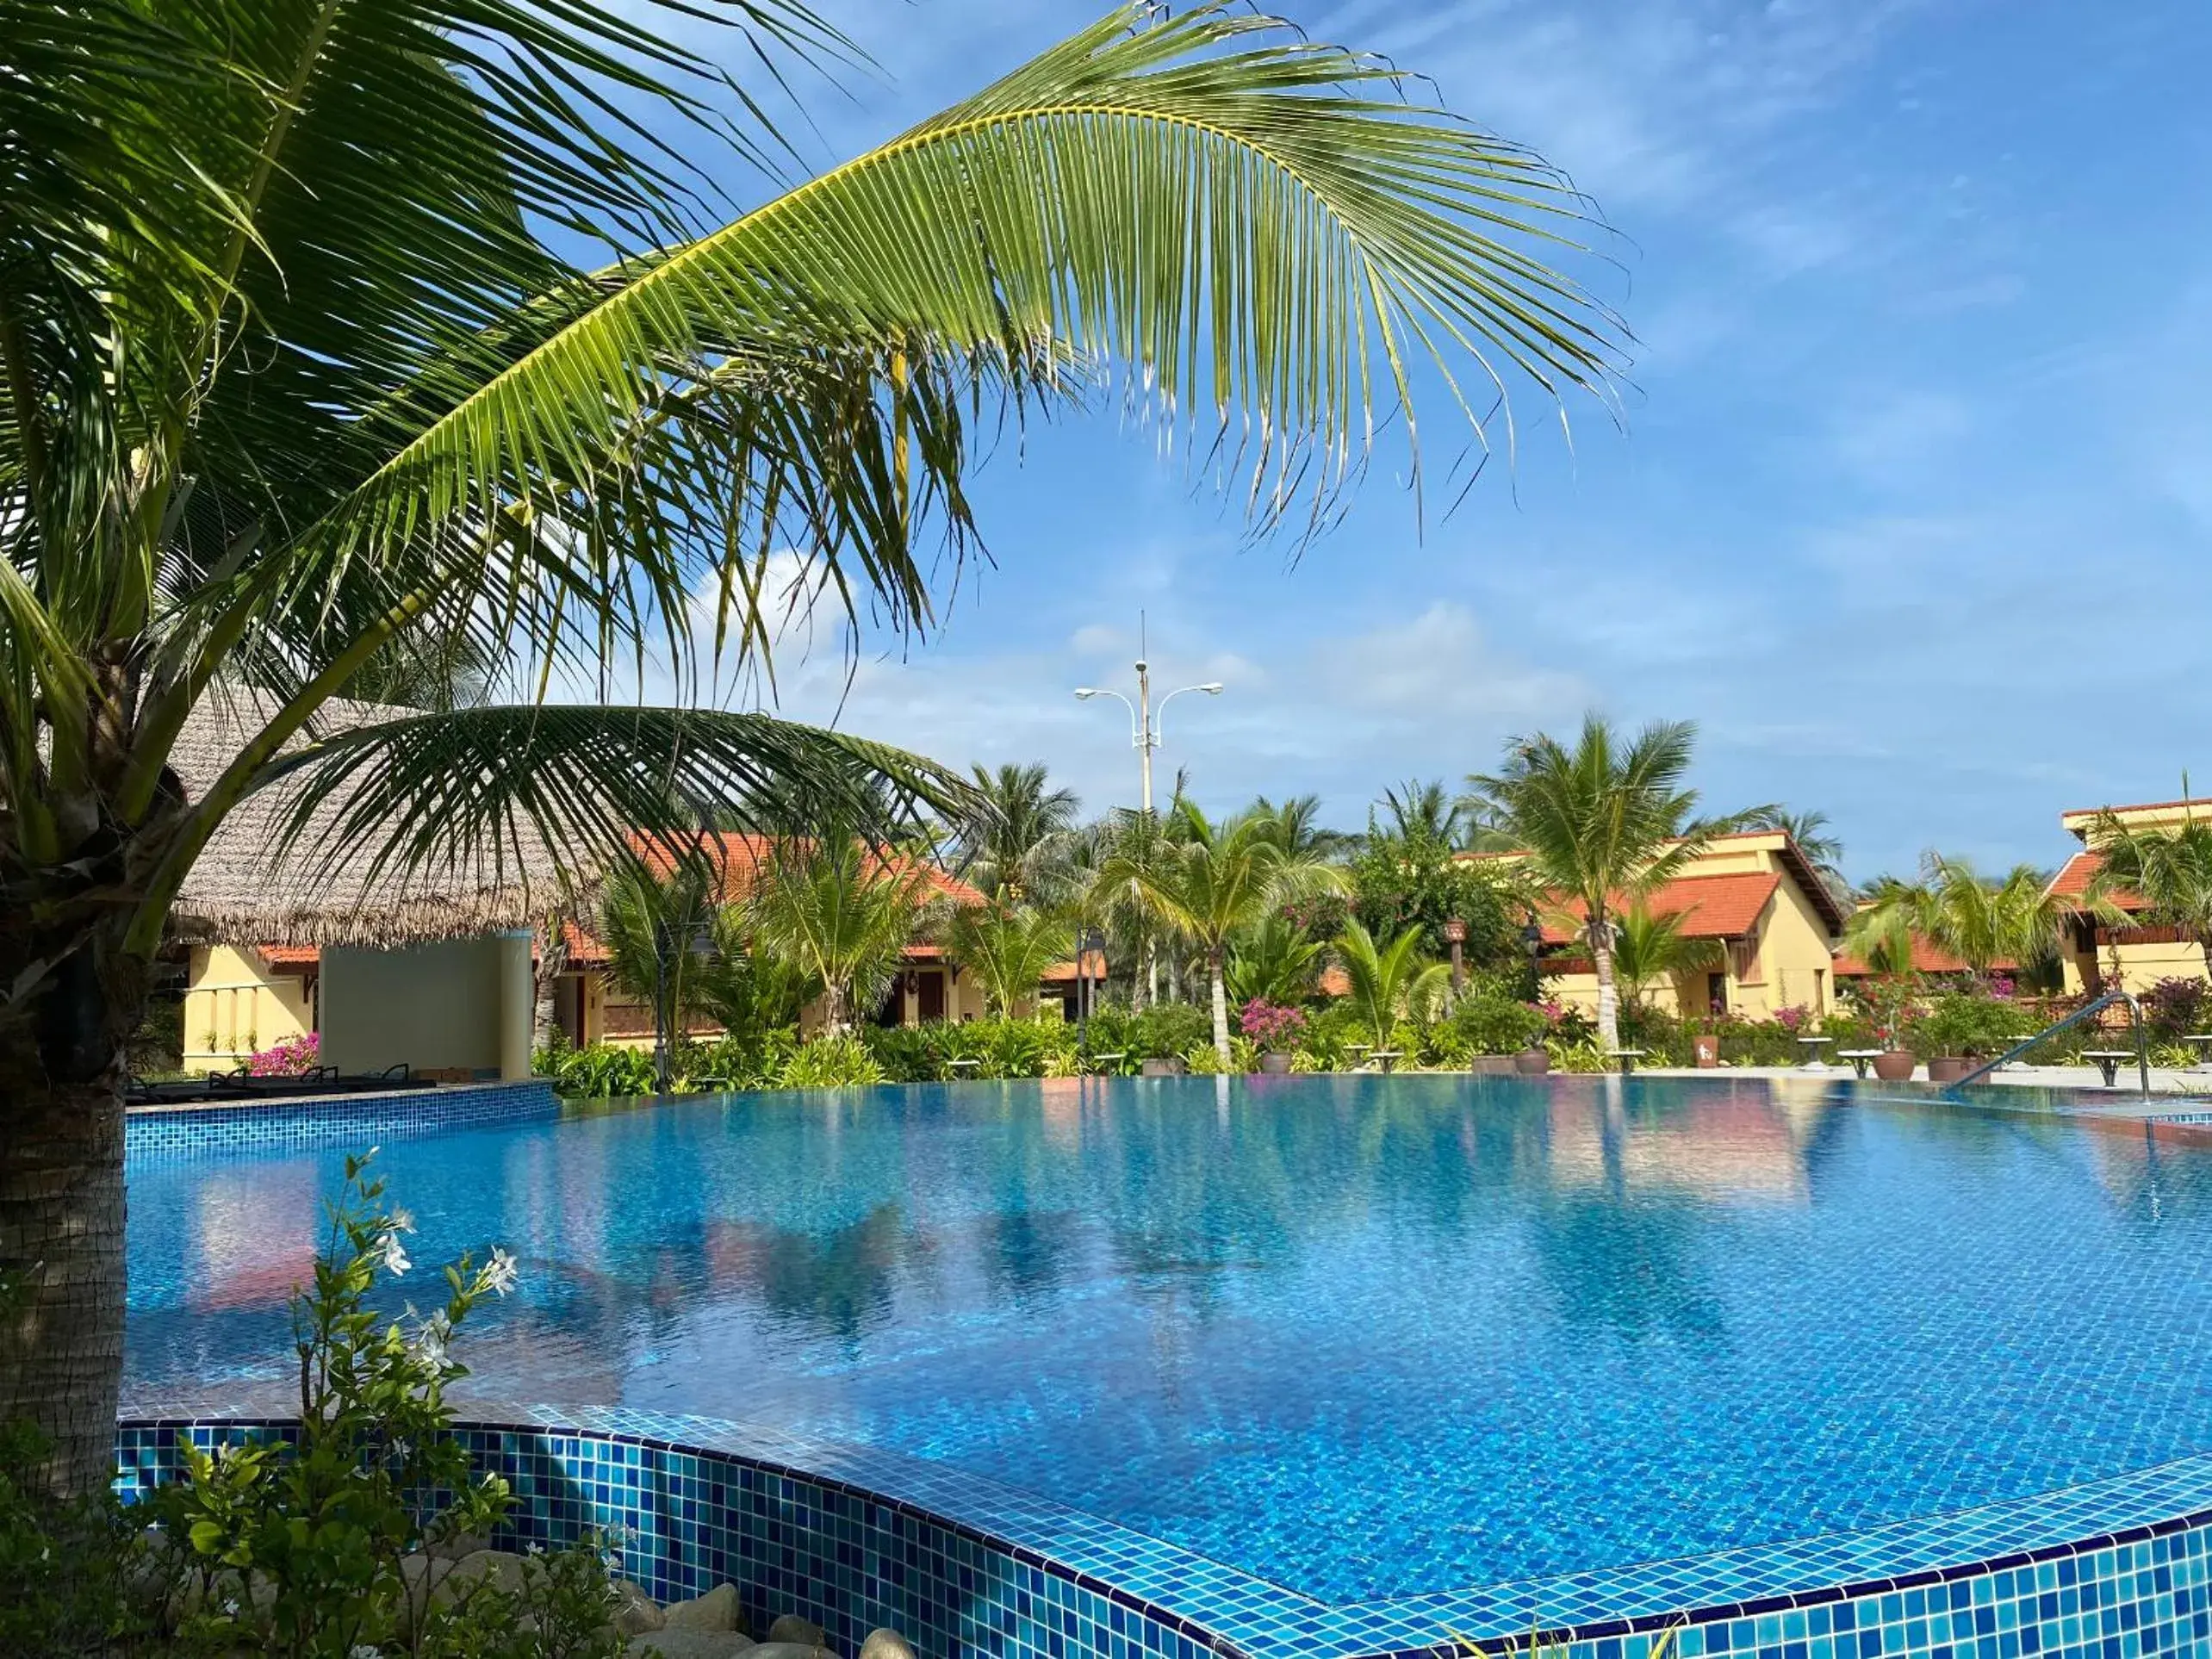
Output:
125 1074 2212 1612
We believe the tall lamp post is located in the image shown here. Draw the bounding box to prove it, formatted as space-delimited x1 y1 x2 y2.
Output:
1073 660 1223 813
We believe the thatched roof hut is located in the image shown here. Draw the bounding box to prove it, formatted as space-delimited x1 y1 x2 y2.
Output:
170 689 583 948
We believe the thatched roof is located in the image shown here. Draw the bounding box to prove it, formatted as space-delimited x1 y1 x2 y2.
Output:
170 689 586 948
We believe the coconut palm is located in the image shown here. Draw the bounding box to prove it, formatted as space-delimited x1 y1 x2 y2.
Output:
1101 805 1347 1064
957 763 1082 907
2085 812 2212 947
1842 853 2069 980
0 0 1621 1490
1378 779 1469 849
1747 805 1850 903
1248 794 1356 861
942 902 1076 1018
1333 920 1451 1047
598 854 745 1089
1472 716 1759 1054
748 839 941 1033
1611 902 1722 1022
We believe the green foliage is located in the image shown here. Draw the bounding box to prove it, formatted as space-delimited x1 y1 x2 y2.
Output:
0 1420 146 1656
941 901 1075 1016
1612 903 1722 1017
1911 991 2035 1060
142 1154 623 1657
955 763 1083 905
1449 982 1551 1056
772 1033 886 1088
1224 912 1327 1007
1333 919 1451 1046
749 836 941 1030
1846 854 2068 979
537 1043 658 1100
1346 833 1514 962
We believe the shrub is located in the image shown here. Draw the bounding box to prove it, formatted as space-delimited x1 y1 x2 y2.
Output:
1449 988 1549 1056
537 1042 657 1100
245 1031 320 1077
1912 991 2035 1059
1239 998 1307 1050
1125 1003 1210 1060
2141 977 2211 1042
773 1032 886 1087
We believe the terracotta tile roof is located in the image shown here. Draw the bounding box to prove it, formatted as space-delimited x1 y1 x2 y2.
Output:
1318 965 1351 997
256 945 320 970
1039 951 1107 984
1538 873 1780 945
1832 940 2014 976
562 834 983 966
2047 848 2144 911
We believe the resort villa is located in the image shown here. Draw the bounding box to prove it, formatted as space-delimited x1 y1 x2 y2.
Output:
1472 830 1853 1020
2047 796 2212 993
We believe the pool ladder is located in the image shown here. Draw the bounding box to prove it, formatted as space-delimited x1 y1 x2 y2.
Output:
1943 988 2149 1099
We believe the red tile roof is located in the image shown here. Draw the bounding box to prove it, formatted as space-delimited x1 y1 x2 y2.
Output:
1832 939 2012 977
1538 873 1780 945
2047 848 2148 913
256 945 320 969
1039 951 1108 984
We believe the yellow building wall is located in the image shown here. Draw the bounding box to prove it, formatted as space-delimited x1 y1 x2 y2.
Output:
1536 837 1840 1025
321 938 525 1078
2061 937 2210 997
183 945 314 1072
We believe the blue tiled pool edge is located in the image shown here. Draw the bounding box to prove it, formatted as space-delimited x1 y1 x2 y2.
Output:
124 1078 562 1158
115 1405 2212 1659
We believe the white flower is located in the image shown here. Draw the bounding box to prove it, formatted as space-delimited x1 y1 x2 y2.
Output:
409 1308 451 1365
482 1246 519 1297
353 1645 382 1658
378 1231 411 1277
390 1207 415 1233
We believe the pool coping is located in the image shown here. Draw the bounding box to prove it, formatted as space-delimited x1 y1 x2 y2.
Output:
120 1391 2212 1658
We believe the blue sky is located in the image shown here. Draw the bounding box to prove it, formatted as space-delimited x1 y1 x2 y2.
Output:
637 0 2212 882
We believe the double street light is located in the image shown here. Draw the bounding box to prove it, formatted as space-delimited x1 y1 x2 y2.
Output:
1074 656 1223 813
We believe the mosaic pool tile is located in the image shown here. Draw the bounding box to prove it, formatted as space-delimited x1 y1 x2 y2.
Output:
124 1078 561 1159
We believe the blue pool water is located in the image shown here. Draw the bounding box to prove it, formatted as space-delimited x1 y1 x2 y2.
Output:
125 1076 2212 1603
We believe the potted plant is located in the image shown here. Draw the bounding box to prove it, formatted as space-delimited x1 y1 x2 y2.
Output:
1513 1044 1551 1075
1240 999 1306 1074
1916 989 2029 1084
1861 975 1919 1081
1447 984 1550 1075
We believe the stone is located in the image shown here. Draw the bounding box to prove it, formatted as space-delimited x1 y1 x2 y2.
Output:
664 1583 746 1633
860 1631 916 1659
629 1632 759 1659
612 1578 667 1636
429 1529 491 1561
767 1615 829 1648
746 1642 836 1659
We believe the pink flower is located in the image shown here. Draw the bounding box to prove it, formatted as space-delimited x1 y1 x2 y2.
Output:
246 1032 320 1077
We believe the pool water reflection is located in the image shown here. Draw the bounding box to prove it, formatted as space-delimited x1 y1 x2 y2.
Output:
125 1074 2212 1602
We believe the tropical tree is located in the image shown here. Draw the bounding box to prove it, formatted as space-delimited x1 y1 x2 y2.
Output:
1225 912 1327 1007
1247 794 1355 861
1844 853 2070 981
598 854 745 1089
2085 812 2212 948
957 763 1082 906
1101 805 1347 1064
1377 779 1469 848
0 0 1620 1492
1472 716 1759 1054
1333 920 1451 1047
1611 902 1722 1022
941 902 1076 1018
1747 805 1850 903
748 839 941 1033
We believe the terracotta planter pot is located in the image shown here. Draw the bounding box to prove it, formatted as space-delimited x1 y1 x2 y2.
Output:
1258 1051 1294 1075
1926 1056 1974 1084
1513 1047 1552 1077
1140 1057 1187 1078
1467 1055 1518 1076
1872 1050 1917 1082
1692 1035 1720 1068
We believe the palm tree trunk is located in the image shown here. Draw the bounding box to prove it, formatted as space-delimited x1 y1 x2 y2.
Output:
531 911 568 1050
1591 923 1621 1055
0 933 138 1501
1209 949 1231 1067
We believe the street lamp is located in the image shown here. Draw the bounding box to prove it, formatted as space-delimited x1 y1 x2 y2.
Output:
1074 655 1224 813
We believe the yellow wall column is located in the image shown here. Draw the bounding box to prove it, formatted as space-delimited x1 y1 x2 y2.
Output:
498 930 534 1081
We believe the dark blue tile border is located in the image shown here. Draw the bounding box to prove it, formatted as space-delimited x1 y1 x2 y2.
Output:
116 1402 2212 1659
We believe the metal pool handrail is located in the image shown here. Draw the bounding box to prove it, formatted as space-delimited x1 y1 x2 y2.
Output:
1945 988 2149 1099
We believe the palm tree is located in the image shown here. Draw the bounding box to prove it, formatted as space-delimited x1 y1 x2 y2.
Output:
1611 903 1722 1022
748 838 941 1033
1248 794 1356 861
958 763 1082 906
0 0 1620 1491
2085 812 2212 949
1472 716 1758 1054
1333 920 1451 1047
1747 805 1850 903
1844 853 2070 981
1378 779 1469 848
942 902 1076 1018
1102 805 1347 1064
1225 912 1327 1008
598 854 746 1089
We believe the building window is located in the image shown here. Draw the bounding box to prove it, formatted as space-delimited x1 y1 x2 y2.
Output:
1706 972 1728 1016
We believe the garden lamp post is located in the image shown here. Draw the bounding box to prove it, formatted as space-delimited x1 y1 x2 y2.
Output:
1444 917 1468 999
1519 916 1545 1003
